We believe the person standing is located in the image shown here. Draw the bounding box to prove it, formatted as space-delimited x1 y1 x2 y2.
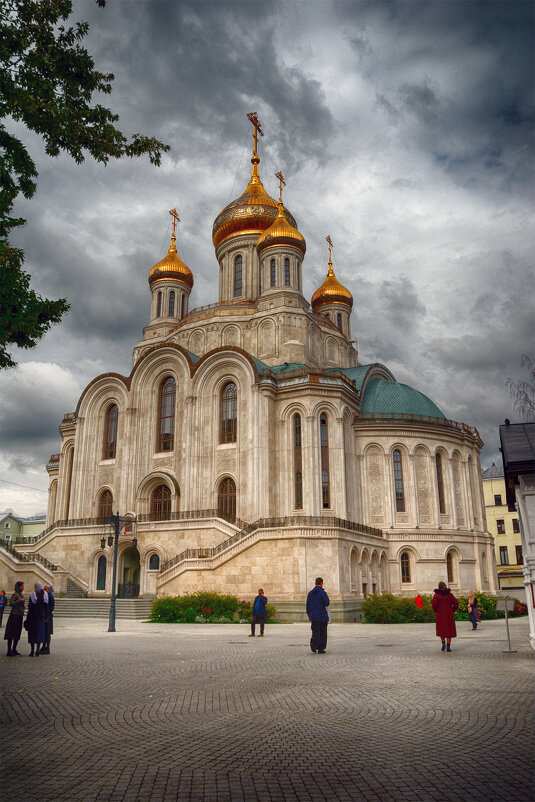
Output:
0 590 7 627
4 581 25 656
249 588 267 637
467 590 479 630
306 577 330 654
26 583 48 657
432 581 459 652
41 585 55 653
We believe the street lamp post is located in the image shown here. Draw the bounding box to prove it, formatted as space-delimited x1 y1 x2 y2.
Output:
106 511 137 633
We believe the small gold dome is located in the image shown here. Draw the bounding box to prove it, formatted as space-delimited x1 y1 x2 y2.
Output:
311 260 353 312
148 235 194 288
256 201 306 256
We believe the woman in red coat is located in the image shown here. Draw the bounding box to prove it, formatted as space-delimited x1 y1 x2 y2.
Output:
432 581 459 652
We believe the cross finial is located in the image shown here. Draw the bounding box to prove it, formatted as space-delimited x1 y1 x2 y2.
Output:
247 112 264 160
169 208 180 238
275 171 286 203
326 235 334 273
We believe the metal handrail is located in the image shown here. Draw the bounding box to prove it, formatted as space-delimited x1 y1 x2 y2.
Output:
0 539 57 570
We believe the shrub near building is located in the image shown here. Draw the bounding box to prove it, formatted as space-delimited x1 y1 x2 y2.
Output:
362 593 528 624
149 591 277 623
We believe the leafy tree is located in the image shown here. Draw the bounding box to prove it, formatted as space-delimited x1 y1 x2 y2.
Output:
506 354 535 421
0 0 169 368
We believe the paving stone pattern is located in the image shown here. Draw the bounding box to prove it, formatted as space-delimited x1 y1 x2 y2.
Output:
1 618 534 801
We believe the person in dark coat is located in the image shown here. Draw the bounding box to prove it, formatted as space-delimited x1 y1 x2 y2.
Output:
432 581 459 652
26 583 48 657
41 585 55 653
467 590 479 631
4 581 25 656
248 588 268 637
306 577 330 654
0 590 7 627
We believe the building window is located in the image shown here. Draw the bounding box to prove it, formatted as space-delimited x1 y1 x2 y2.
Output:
294 413 303 509
157 377 175 452
499 546 509 565
284 257 290 286
513 519 520 533
270 258 276 287
169 291 175 317
393 450 405 512
515 545 523 564
400 551 411 583
181 294 186 317
320 413 329 508
234 254 243 297
149 553 160 570
218 477 236 521
151 485 171 521
496 519 505 535
96 555 107 591
494 494 502 506
220 382 237 443
103 404 118 459
436 453 446 514
156 291 162 317
98 490 113 522
336 313 342 330
446 551 454 584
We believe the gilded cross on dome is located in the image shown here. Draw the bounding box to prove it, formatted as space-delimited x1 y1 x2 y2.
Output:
169 208 180 238
275 171 286 203
326 235 334 273
247 112 264 161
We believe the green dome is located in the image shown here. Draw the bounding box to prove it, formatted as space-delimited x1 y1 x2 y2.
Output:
360 378 445 419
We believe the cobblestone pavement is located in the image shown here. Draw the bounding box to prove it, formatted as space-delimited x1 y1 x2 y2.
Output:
1 617 534 802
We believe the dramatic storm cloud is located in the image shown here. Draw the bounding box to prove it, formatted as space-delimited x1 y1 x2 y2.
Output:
1 0 533 515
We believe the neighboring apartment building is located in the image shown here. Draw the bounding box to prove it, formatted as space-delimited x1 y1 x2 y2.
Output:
482 463 523 591
0 513 47 545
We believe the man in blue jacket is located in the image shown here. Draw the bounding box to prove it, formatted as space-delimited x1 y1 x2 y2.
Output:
306 577 330 653
249 588 267 637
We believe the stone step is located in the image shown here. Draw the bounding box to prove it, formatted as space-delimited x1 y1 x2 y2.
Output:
66 579 86 597
53 598 153 619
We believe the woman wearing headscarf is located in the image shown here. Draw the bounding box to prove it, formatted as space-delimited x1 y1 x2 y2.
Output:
41 585 55 654
467 590 479 630
4 581 25 656
432 581 459 652
26 583 48 657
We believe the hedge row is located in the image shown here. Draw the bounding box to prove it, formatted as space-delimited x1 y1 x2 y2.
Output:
361 592 528 624
149 591 277 624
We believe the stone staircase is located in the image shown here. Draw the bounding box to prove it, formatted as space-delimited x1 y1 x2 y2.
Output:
66 578 86 597
53 598 154 619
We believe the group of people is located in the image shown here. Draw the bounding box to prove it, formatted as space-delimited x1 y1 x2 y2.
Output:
3 581 55 657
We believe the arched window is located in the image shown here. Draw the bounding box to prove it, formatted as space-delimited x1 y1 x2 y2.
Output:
400 551 411 583
218 477 236 521
103 404 118 459
294 413 303 509
151 485 171 520
336 313 342 331
446 551 454 584
320 413 330 508
157 377 175 452
149 553 160 570
168 291 175 317
284 257 290 286
220 382 237 443
270 258 276 287
156 291 162 317
393 450 405 512
181 294 186 317
234 254 243 297
98 489 113 522
436 453 446 514
96 555 107 590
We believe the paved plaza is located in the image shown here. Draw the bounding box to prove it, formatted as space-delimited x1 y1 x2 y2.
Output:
1 616 534 802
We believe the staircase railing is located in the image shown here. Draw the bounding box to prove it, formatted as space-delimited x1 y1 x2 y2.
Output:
0 538 57 570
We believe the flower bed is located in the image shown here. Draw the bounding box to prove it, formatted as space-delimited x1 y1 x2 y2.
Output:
361 592 528 624
149 591 277 623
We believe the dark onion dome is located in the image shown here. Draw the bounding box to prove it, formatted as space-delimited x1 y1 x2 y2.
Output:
360 378 446 419
256 201 306 256
148 234 194 288
311 259 353 312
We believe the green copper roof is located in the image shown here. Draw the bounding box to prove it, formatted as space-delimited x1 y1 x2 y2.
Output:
360 378 446 419
339 365 374 390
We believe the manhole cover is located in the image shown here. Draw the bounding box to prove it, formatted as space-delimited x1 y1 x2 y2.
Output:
289 644 308 647
376 644 393 647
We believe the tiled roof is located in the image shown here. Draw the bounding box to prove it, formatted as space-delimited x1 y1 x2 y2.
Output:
359 378 446 419
482 463 503 479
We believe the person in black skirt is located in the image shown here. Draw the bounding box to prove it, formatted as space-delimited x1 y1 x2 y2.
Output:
41 584 55 654
26 583 48 657
4 581 25 656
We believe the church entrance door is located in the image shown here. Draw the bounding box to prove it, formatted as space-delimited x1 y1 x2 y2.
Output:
119 547 140 598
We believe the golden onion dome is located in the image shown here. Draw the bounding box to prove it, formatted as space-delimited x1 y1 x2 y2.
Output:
311 259 353 312
148 234 194 289
256 201 306 256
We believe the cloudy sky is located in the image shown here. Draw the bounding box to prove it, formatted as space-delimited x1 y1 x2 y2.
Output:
1 0 534 517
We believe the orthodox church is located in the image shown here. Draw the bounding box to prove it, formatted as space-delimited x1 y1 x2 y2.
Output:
35 115 496 617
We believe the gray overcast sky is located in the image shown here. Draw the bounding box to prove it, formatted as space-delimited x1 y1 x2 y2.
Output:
1 0 534 516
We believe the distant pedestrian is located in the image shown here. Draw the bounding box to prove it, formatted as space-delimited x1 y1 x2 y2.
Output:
4 581 25 656
41 585 55 653
432 581 459 652
306 577 330 654
414 594 424 609
467 590 479 631
0 590 7 626
26 583 48 657
249 588 267 637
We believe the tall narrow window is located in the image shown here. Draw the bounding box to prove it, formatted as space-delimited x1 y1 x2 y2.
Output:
270 258 276 287
151 485 171 520
320 413 330 508
294 413 303 509
96 555 107 590
436 453 446 514
221 382 237 443
515 545 523 564
284 257 290 286
168 291 175 317
400 551 411 583
393 450 405 512
218 477 236 521
446 551 454 583
181 294 186 317
103 404 118 459
234 254 243 297
156 291 162 317
336 313 342 330
149 553 160 570
157 377 175 452
98 489 113 522
499 545 509 565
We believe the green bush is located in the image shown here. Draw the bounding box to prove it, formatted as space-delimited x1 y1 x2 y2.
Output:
149 591 277 623
361 592 528 624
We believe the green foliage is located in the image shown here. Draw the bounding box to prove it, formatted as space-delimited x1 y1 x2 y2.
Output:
237 599 277 623
0 0 169 367
149 592 278 624
455 592 526 621
362 592 528 624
